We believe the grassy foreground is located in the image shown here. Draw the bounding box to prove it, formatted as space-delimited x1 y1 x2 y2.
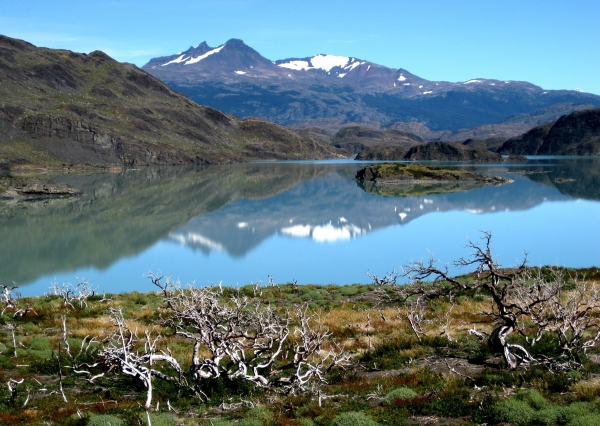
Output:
2 269 600 426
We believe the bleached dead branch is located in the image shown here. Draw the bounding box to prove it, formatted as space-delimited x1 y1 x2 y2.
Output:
150 274 350 395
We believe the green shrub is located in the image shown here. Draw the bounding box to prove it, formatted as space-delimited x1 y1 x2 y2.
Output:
201 420 233 426
567 414 600 426
493 399 536 426
515 389 549 410
339 286 360 297
558 402 594 423
534 407 561 425
28 336 51 351
86 414 125 426
427 384 473 417
384 387 417 404
139 412 178 426
297 419 314 426
244 407 273 424
237 421 261 426
330 412 380 426
360 337 415 369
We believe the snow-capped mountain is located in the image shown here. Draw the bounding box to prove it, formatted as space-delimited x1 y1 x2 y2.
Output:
142 39 600 131
144 39 280 81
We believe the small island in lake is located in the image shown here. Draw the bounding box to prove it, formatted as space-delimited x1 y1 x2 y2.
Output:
355 163 513 185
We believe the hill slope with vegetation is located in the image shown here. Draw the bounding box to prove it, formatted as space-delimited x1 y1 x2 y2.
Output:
0 35 340 170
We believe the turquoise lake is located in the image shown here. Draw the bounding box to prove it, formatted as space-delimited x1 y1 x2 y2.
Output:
2 157 599 296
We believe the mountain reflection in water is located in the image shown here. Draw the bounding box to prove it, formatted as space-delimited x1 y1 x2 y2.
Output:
3 158 599 296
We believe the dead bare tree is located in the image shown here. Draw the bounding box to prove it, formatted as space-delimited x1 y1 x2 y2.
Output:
49 279 95 309
1 284 18 315
150 274 350 395
92 308 185 408
370 231 600 370
547 279 600 367
405 295 428 343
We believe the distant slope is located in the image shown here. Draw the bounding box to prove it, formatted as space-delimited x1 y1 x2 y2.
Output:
0 35 339 170
356 141 503 161
331 126 426 154
498 109 600 155
143 39 600 131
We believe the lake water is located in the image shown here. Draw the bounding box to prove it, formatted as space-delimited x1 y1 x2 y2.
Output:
2 157 599 296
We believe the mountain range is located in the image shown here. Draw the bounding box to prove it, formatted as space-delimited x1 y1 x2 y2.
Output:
143 39 600 136
0 35 339 170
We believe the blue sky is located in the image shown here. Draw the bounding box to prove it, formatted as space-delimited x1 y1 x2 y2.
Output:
2 0 599 95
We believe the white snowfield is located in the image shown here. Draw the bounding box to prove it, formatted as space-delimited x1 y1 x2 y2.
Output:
278 54 365 75
161 45 225 66
185 45 225 65
161 54 189 66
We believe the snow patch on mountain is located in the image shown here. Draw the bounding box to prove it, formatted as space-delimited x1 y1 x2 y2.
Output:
398 74 407 81
235 71 247 75
279 60 311 71
162 54 190 66
311 55 351 71
464 80 483 84
278 55 366 73
345 61 363 71
184 45 225 65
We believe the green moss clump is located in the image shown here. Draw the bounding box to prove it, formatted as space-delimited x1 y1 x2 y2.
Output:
87 414 125 426
331 411 380 426
493 399 536 426
384 387 418 404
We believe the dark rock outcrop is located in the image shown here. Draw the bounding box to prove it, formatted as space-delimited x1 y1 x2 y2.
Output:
355 146 409 160
403 142 504 161
356 141 504 161
462 137 507 152
498 108 600 155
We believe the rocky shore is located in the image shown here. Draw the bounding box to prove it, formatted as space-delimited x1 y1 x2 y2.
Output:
0 175 81 199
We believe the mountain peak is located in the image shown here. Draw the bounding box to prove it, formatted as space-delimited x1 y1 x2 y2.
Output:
225 38 247 47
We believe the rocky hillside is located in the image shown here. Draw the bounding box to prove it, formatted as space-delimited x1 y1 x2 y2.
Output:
330 126 426 154
0 35 340 170
143 39 600 133
357 141 504 161
498 108 600 155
